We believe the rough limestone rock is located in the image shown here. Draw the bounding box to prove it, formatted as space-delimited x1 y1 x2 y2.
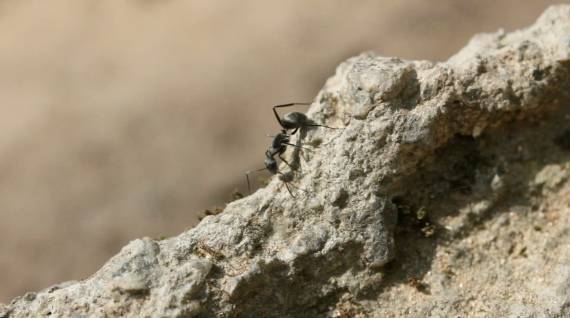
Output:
2 5 570 317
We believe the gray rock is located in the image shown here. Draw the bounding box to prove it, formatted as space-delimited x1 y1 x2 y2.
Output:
3 5 570 317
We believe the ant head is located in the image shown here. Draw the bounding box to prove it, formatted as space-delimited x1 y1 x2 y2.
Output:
271 131 290 150
264 154 278 174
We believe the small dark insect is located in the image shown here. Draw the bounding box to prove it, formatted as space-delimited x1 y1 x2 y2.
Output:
246 129 308 197
273 102 340 135
245 102 341 198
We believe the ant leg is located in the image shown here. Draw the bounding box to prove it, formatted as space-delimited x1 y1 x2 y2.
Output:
283 142 312 151
283 182 296 198
245 167 266 194
305 124 343 130
272 103 311 129
273 103 312 109
279 154 294 170
277 171 296 198
280 153 305 173
287 181 309 194
246 173 252 193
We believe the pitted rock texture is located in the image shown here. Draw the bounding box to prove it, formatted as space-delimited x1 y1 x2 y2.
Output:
2 5 570 318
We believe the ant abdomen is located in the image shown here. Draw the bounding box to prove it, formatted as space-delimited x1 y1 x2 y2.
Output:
273 103 341 134
282 112 309 130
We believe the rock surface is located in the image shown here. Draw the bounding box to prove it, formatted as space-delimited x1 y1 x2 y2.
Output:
2 5 570 317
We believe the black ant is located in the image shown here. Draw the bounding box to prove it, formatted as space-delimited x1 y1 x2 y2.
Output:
246 129 308 197
245 102 341 197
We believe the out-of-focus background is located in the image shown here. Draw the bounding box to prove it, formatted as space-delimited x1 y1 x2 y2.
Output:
0 0 560 302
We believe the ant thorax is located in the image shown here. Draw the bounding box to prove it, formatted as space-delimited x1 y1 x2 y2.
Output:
270 132 290 154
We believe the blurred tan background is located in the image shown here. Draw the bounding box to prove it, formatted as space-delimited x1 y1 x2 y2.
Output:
0 0 561 302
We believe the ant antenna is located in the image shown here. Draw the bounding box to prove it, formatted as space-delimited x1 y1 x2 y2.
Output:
245 167 267 194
